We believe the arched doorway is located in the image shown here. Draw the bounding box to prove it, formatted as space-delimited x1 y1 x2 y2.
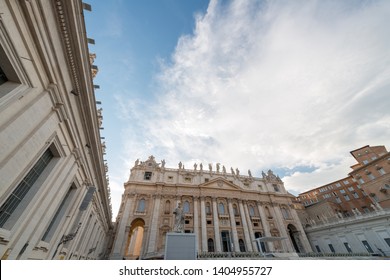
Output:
208 238 215 252
125 218 145 259
287 224 302 253
254 232 267 253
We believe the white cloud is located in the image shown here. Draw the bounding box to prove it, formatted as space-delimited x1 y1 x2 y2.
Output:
116 0 390 203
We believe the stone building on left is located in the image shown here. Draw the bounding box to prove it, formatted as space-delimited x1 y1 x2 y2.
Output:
0 1 113 259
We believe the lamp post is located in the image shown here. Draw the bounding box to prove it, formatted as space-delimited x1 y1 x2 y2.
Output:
51 223 82 259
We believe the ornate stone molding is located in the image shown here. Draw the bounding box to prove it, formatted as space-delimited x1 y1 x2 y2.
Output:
54 0 81 94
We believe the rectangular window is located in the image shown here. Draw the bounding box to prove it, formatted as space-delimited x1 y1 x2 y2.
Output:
315 245 321 253
378 168 386 175
144 172 152 180
340 189 346 194
344 242 352 253
368 173 375 180
41 185 76 242
384 238 390 247
371 194 379 202
184 177 192 183
0 42 23 98
167 176 173 181
335 183 341 187
348 187 354 191
343 180 349 185
328 244 335 253
0 65 7 85
344 194 350 201
361 240 374 253
205 178 209 183
335 197 341 203
352 192 359 199
359 178 365 184
362 206 370 213
363 160 369 164
0 148 54 229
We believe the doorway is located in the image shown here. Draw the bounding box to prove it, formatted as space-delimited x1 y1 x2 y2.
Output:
221 231 232 252
287 224 302 253
125 218 145 259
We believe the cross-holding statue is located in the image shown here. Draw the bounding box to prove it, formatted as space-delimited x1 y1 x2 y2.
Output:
178 161 182 169
161 159 166 168
173 202 184 233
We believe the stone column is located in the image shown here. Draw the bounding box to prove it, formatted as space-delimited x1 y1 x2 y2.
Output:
257 202 274 251
193 196 200 253
200 197 208 251
228 199 240 252
289 206 312 253
111 194 134 259
212 197 222 252
272 204 294 252
238 200 253 252
146 194 161 254
244 202 255 252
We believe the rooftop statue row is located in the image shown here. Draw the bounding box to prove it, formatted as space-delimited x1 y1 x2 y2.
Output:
133 156 282 182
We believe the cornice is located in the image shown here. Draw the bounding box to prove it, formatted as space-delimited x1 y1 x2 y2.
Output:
54 0 81 94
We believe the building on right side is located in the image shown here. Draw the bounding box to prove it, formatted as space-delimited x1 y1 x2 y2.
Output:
296 145 390 257
348 145 390 209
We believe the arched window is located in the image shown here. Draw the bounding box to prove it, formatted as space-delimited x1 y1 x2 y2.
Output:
218 202 225 214
239 239 246 252
233 204 239 216
281 207 290 219
208 238 215 252
183 201 190 213
249 205 255 216
164 200 171 214
206 202 211 214
137 199 145 212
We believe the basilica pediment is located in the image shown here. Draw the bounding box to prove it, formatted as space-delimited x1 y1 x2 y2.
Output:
199 177 242 191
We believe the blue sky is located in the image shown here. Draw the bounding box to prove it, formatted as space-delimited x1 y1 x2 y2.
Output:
85 0 390 219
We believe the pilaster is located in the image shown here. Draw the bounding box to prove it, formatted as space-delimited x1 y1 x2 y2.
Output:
238 200 253 252
228 199 240 252
212 197 222 252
